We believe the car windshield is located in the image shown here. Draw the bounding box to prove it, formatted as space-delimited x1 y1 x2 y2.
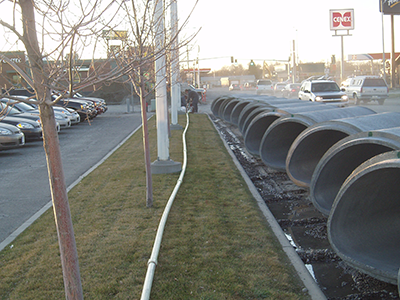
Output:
311 82 339 92
258 81 271 85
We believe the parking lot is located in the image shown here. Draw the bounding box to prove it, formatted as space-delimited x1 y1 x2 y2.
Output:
0 104 146 246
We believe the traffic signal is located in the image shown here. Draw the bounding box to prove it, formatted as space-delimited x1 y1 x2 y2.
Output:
250 59 255 66
231 56 234 63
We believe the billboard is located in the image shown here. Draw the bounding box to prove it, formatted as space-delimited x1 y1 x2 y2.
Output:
330 9 354 31
380 0 400 15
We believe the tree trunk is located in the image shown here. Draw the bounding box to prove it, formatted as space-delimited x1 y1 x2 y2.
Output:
19 1 83 299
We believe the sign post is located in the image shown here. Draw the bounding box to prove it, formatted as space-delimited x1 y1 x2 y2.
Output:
379 0 400 87
330 9 354 83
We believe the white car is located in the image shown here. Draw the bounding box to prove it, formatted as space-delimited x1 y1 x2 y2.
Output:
298 79 348 105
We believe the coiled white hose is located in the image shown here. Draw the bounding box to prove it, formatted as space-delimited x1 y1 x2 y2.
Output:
140 112 189 300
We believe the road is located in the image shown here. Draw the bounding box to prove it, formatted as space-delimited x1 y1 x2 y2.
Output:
0 105 145 247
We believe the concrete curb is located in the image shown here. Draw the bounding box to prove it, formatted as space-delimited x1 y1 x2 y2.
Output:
207 113 327 300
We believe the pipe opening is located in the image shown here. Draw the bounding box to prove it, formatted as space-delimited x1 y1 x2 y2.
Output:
329 166 400 284
260 121 308 170
288 130 349 187
312 143 393 215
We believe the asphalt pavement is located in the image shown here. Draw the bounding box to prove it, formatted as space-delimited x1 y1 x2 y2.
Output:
0 105 145 250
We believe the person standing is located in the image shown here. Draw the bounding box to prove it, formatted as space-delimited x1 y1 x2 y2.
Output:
185 89 199 113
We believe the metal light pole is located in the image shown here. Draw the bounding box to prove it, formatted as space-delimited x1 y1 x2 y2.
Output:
151 0 181 174
170 0 182 130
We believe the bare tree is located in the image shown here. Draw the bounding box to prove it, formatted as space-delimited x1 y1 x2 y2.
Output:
0 0 198 297
0 1 132 298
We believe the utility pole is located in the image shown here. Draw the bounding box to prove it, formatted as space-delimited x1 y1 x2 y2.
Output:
151 0 181 174
170 0 182 130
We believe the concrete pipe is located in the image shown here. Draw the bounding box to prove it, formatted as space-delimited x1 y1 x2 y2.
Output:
259 106 375 171
218 97 238 120
221 98 241 123
310 127 400 216
239 99 305 134
287 112 400 188
211 96 234 117
328 150 400 284
230 100 254 126
244 104 338 156
238 102 272 133
210 96 228 115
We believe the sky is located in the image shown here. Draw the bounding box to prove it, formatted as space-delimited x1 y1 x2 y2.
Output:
177 0 400 71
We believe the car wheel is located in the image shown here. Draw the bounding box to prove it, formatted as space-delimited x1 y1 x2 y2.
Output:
354 94 360 105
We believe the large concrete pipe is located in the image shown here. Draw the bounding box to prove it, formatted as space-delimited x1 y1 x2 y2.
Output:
239 99 305 134
287 112 400 188
211 96 234 117
328 150 400 285
221 98 241 123
310 127 400 216
238 102 272 132
230 100 254 125
259 106 375 171
218 97 238 120
243 104 338 156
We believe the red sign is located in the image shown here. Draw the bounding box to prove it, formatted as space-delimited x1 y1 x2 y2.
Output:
330 9 354 31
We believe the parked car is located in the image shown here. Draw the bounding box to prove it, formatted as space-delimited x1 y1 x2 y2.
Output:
242 82 256 90
52 94 97 121
342 76 389 105
11 95 81 125
1 98 71 129
229 83 241 91
282 83 302 98
298 78 348 105
0 122 25 150
256 79 274 95
273 82 287 97
0 116 42 141
0 100 60 134
72 92 108 114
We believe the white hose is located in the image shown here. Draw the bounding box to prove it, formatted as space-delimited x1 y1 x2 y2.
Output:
140 112 189 300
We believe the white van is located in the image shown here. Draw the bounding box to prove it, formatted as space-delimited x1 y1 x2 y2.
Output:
343 76 389 105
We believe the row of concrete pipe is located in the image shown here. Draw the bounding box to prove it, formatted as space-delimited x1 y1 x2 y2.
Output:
211 95 400 289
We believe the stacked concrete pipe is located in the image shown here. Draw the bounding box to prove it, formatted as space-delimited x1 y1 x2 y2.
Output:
310 127 400 216
243 103 338 156
286 112 400 188
328 150 400 285
259 106 375 171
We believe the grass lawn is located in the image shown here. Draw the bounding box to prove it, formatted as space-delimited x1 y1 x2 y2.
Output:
0 114 310 299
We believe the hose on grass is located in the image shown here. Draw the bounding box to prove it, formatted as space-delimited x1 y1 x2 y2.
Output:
140 112 190 300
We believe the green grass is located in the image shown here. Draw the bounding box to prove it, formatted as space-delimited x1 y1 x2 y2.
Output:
0 114 310 299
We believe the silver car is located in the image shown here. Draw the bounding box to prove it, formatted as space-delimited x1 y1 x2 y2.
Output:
0 122 25 150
